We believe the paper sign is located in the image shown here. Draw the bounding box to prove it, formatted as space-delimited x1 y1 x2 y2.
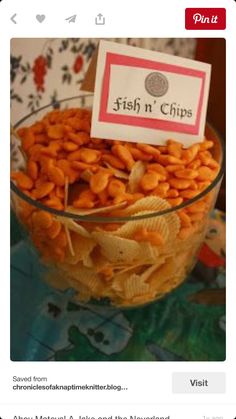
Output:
91 41 211 147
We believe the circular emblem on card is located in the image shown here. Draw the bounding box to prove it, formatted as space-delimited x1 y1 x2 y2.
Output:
145 72 169 97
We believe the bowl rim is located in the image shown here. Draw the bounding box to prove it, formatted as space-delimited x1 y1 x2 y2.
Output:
10 95 225 223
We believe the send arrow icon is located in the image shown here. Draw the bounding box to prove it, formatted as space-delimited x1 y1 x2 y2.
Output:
65 14 77 23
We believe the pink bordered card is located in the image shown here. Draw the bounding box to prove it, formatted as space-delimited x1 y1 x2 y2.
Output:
91 40 211 147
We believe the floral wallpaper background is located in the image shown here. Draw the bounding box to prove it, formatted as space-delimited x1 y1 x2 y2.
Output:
11 38 196 123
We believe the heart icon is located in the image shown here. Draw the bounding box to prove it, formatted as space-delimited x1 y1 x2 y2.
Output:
36 14 46 23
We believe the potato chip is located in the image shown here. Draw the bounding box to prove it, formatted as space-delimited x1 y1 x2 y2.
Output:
64 176 69 208
164 211 181 240
113 260 163 277
122 196 171 215
82 254 94 268
66 201 127 215
92 231 158 264
138 261 166 281
111 210 170 243
61 262 103 293
90 246 113 272
111 270 135 294
64 232 97 265
104 162 129 180
128 160 146 193
124 274 150 299
45 268 71 291
56 215 91 238
65 226 75 256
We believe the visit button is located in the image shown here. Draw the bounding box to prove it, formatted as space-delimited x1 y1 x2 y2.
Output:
172 372 226 394
185 8 226 30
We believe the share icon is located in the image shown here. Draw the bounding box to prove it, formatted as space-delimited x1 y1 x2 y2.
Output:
65 14 77 23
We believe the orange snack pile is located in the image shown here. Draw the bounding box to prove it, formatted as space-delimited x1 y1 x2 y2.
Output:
11 107 221 307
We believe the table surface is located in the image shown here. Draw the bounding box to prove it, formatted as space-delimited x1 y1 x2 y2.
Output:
10 210 225 361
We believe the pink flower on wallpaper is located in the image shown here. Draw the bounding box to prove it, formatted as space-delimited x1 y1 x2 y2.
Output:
73 55 83 74
32 55 47 92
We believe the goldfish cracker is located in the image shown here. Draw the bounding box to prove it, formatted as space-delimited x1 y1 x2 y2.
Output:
27 144 44 161
175 169 198 179
43 197 64 211
178 226 195 240
47 124 65 140
166 164 185 173
79 189 97 201
73 197 95 209
167 140 182 159
62 142 79 152
182 144 200 163
136 143 160 159
198 150 212 165
57 160 80 183
187 159 201 170
55 186 65 199
139 171 160 191
35 175 47 188
208 159 220 170
67 150 81 161
188 180 198 191
22 129 35 151
167 197 183 206
152 182 170 198
126 145 152 161
27 160 39 180
157 155 172 166
47 166 65 187
197 166 215 181
147 163 168 177
98 189 109 206
17 127 27 138
11 172 34 190
133 227 165 246
31 210 53 230
34 134 49 145
108 179 126 198
40 144 61 158
70 161 98 173
167 156 185 165
168 178 192 190
79 148 101 164
46 220 62 239
179 189 200 199
158 145 168 154
67 132 89 145
39 156 54 174
112 144 135 170
187 201 206 213
188 212 205 222
31 122 44 135
198 180 211 191
33 181 55 199
102 154 126 170
199 140 214 151
178 211 191 227
167 189 179 198
113 192 142 204
90 170 112 194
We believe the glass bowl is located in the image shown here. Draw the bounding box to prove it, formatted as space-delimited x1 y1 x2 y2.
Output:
10 95 224 308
